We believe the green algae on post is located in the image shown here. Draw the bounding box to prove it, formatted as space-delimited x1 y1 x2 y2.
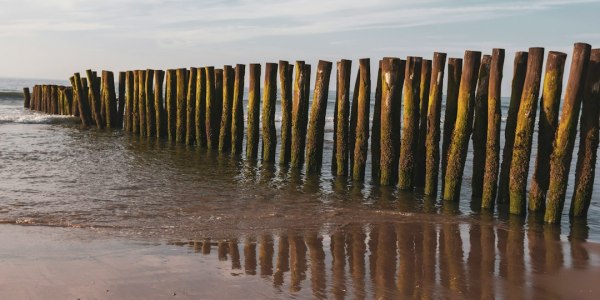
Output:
138 70 147 137
195 67 207 147
176 68 187 143
352 58 371 181
145 69 155 137
132 70 140 134
117 71 126 128
380 57 404 185
305 60 333 173
545 43 592 223
398 56 422 190
214 69 224 147
101 70 118 129
424 53 447 196
371 60 383 180
278 61 293 164
125 71 134 131
219 65 234 152
471 55 491 198
509 47 544 215
205 67 218 149
571 49 600 218
165 69 177 141
186 68 197 145
332 59 351 176
262 63 278 162
528 51 567 212
232 64 246 155
443 50 481 201
291 61 308 168
246 64 261 159
481 49 505 209
441 58 462 193
348 70 359 172
414 59 431 189
154 70 166 138
72 72 93 127
86 70 104 129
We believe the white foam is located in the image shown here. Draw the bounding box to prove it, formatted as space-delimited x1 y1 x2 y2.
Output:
0 109 79 125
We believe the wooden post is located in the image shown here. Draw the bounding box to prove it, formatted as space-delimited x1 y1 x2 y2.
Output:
72 73 93 127
138 70 147 136
509 47 544 215
214 69 224 147
443 50 482 201
352 58 371 181
305 60 333 173
52 85 59 114
246 64 261 159
441 58 462 193
165 69 177 141
219 65 234 152
545 43 592 223
195 67 207 147
424 53 447 196
290 61 307 168
279 61 293 164
348 70 359 172
176 68 187 143
498 52 528 204
528 52 567 211
481 49 505 209
86 70 104 128
154 70 166 138
117 71 126 128
571 48 600 218
332 59 351 176
231 64 246 155
380 57 405 185
262 63 278 162
186 68 197 145
132 71 140 134
144 69 155 136
66 87 74 115
101 70 118 129
414 59 431 188
205 67 218 149
23 87 31 108
371 60 383 180
71 78 80 117
398 56 422 190
472 55 492 198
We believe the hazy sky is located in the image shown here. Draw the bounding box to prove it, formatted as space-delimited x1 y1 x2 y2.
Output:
1 0 599 94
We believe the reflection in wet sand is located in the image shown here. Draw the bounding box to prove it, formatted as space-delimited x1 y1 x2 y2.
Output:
168 221 598 299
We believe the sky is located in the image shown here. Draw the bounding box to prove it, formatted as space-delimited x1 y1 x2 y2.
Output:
0 0 599 94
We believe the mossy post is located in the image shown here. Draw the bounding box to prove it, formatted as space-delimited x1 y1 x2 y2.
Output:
165 69 177 141
571 49 600 218
498 52 529 204
145 69 155 137
305 60 333 173
443 50 482 201
279 61 293 164
195 67 207 147
471 55 492 198
86 70 104 129
290 61 308 168
380 57 405 185
261 63 278 162
545 43 592 223
398 56 422 190
348 70 359 172
441 58 462 193
138 70 147 137
246 64 261 159
528 52 567 211
23 87 30 108
117 71 126 128
352 59 371 180
125 71 134 131
231 64 246 155
186 68 197 145
101 70 118 129
219 65 234 152
481 49 506 209
72 73 93 127
154 70 166 138
509 47 545 215
332 59 351 176
371 60 383 180
213 69 224 148
424 53 447 196
132 71 140 134
414 59 431 188
301 64 312 157
175 68 188 143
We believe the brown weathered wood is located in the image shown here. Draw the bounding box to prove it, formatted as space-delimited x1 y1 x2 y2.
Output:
166 70 177 140
117 71 126 128
371 60 383 180
231 64 246 155
305 60 333 173
279 61 293 164
154 70 166 138
380 57 405 185
332 59 351 176
414 59 431 188
246 64 261 159
219 65 234 152
348 70 359 172
441 58 462 193
472 55 492 198
213 69 224 148
398 56 422 190
352 58 371 181
424 53 447 196
195 67 207 147
176 68 187 143
262 63 278 162
138 70 147 136
186 68 197 145
23 87 31 108
144 69 155 137
86 70 104 128
101 70 118 128
72 73 93 127
290 61 307 168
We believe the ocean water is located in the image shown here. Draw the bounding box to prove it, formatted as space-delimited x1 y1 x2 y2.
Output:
1 77 600 298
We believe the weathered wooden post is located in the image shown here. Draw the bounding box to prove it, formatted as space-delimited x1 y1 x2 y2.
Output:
471 55 492 198
305 60 333 172
86 70 104 128
154 70 166 138
348 71 359 172
101 70 118 128
246 64 261 159
117 71 126 128
219 65 234 152
279 61 293 164
231 64 246 155
165 70 177 140
195 67 207 147
332 59 351 176
509 47 544 215
545 43 592 223
138 70 148 136
441 58 462 192
498 52 529 204
124 71 133 131
424 53 447 196
205 67 217 149
443 50 482 201
186 68 197 145
571 48 600 218
211 69 224 148
145 70 156 136
352 58 371 181
176 68 187 143
414 59 431 188
23 87 31 108
72 73 93 127
380 57 405 185
290 61 307 168
261 63 278 162
528 51 567 211
481 49 505 209
371 60 383 180
398 56 422 190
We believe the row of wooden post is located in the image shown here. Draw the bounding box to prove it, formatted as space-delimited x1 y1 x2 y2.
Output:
24 43 600 224
25 85 74 116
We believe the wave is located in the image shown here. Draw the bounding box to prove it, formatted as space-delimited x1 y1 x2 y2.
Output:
0 110 79 125
0 91 24 99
